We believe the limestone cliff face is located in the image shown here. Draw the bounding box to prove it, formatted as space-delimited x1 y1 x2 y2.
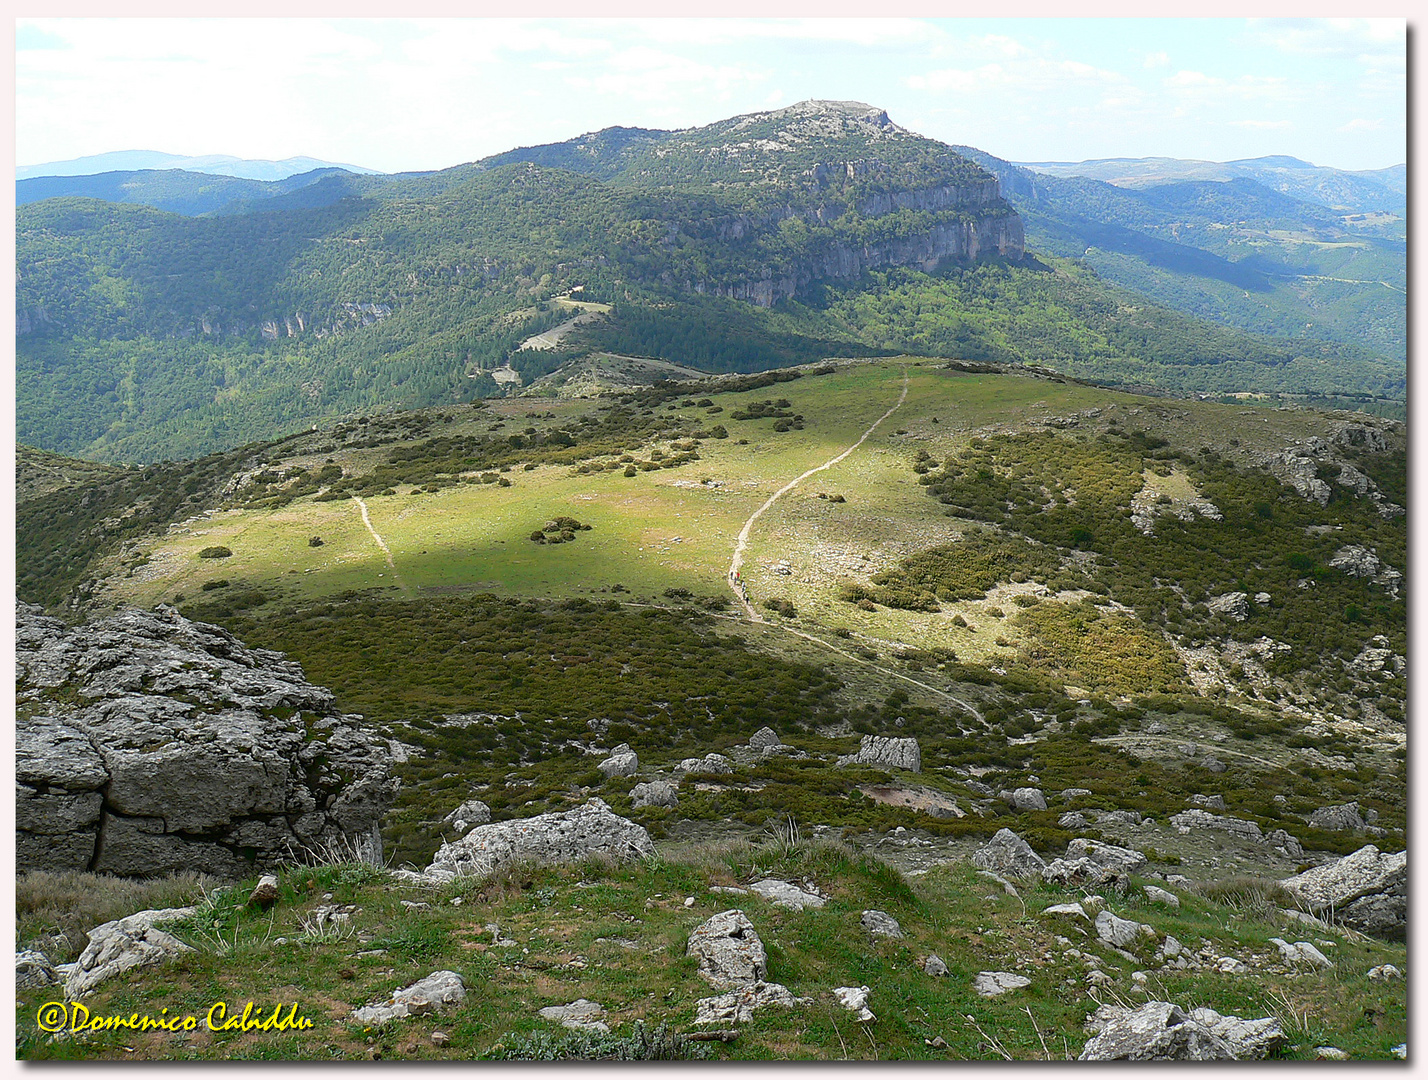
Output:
15 602 396 879
682 174 1024 308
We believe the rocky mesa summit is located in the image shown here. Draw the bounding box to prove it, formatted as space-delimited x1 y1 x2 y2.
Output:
15 601 396 878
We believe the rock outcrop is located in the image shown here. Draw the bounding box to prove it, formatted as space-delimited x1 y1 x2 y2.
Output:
351 971 467 1025
972 828 1047 878
687 910 768 989
630 781 679 809
420 798 654 882
442 799 492 834
16 602 395 878
64 907 197 999
1080 1002 1284 1061
1280 844 1406 939
841 735 921 772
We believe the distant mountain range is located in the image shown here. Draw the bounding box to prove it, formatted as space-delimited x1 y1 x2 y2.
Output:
16 150 382 182
1013 155 1405 216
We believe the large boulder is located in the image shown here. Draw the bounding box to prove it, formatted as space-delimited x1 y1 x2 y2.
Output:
630 781 679 809
749 879 825 911
442 799 492 834
1307 802 1365 832
972 828 1046 878
64 907 197 999
1168 809 1263 841
1207 592 1249 622
1000 787 1048 812
1080 1002 1283 1061
597 744 639 778
694 981 803 1025
850 735 921 773
352 971 467 1025
16 603 394 878
687 910 767 989
1280 845 1406 940
422 798 653 882
1065 837 1148 875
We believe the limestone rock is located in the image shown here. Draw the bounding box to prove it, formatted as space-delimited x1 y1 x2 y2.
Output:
1058 812 1089 830
1079 1002 1236 1061
972 828 1047 878
248 874 280 907
538 998 608 1032
1042 858 1128 893
1000 787 1047 812
352 970 467 1025
15 602 393 877
1207 592 1249 622
1059 787 1092 801
16 950 57 991
630 781 679 809
693 981 803 1025
1095 910 1156 949
676 753 734 776
1065 838 1148 875
1280 844 1406 939
748 879 825 911
1315 1047 1349 1060
1269 938 1332 969
687 910 767 988
1307 802 1365 832
1043 902 1089 921
1336 424 1388 452
1169 809 1262 840
64 907 197 999
853 735 920 772
597 745 639 778
748 727 783 750
923 954 948 977
1367 964 1401 981
860 909 903 938
1094 809 1144 826
832 985 875 1022
423 798 654 882
1143 885 1179 908
1266 829 1305 859
974 971 1030 997
442 799 492 833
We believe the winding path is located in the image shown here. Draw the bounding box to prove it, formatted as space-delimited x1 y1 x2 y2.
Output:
354 496 409 593
728 367 910 621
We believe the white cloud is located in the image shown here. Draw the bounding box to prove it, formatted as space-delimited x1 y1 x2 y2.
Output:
1143 51 1170 69
1339 118 1384 132
1230 119 1293 130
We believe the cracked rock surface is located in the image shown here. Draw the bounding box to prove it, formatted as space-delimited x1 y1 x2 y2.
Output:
16 602 395 878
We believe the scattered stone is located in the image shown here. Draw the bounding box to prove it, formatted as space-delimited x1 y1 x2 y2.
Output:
999 787 1047 812
860 910 904 938
442 799 492 833
15 602 394 876
1266 829 1305 859
1065 838 1147 875
709 886 748 896
1094 810 1143 826
972 828 1047 878
248 874 280 908
1043 902 1089 921
1160 935 1183 958
537 999 608 1032
1188 1008 1286 1059
597 744 639 778
748 879 825 911
832 985 875 1022
923 954 948 977
421 798 653 882
1143 885 1179 909
1058 812 1089 830
1280 844 1406 940
928 1036 949 1049
851 735 921 772
1269 938 1332 968
1253 592 1271 604
1307 802 1366 832
687 910 767 988
748 727 783 750
679 753 734 775
1201 757 1227 774
1315 1047 1349 1061
1215 957 1249 974
1095 910 1155 949
1391 1044 1407 1060
16 950 57 991
430 1031 450 1048
64 907 197 999
693 981 804 1025
974 971 1031 998
630 781 679 809
351 970 466 1025
1060 788 1092 800
1367 964 1401 981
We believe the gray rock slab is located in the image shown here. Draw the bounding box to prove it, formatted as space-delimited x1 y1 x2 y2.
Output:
687 909 767 988
860 909 904 938
974 971 1031 997
748 879 825 910
972 828 1047 878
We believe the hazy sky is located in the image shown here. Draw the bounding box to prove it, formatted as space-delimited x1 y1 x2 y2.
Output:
15 17 1407 173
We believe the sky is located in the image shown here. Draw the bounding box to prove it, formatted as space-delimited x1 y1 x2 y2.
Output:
14 17 1408 174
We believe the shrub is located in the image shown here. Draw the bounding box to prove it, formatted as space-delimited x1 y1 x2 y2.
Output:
198 546 232 559
201 580 229 591
308 536 323 547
